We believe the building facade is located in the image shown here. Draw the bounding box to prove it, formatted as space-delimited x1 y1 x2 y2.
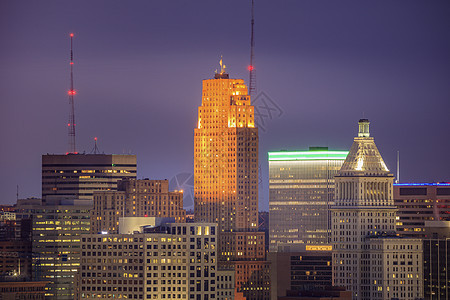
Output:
42 154 136 202
394 182 450 238
32 199 92 299
0 240 32 281
193 66 269 300
331 119 423 300
77 222 228 300
91 179 186 233
0 281 49 300
194 69 258 232
268 148 348 251
423 238 449 299
269 248 332 300
0 208 33 281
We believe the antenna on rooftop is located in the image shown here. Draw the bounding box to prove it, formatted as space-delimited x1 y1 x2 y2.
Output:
248 0 256 98
91 137 100 154
396 151 400 183
67 33 77 154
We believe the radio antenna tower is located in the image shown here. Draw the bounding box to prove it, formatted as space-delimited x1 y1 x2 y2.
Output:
67 33 77 154
248 0 256 98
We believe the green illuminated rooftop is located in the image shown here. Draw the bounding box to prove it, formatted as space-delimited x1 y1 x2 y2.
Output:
268 148 348 161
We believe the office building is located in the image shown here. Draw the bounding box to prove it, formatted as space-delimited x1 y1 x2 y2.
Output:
331 119 423 300
76 221 231 299
268 148 348 251
42 154 136 202
394 182 450 238
193 65 269 299
91 179 186 233
423 237 449 299
32 198 92 299
269 247 333 300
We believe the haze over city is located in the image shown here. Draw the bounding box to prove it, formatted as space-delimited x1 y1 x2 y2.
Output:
1 0 449 210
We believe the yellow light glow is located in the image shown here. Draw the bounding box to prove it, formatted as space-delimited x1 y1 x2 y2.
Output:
305 245 332 251
355 157 364 171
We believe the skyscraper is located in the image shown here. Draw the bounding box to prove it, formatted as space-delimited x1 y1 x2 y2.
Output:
194 64 269 299
42 154 136 202
194 66 258 232
268 147 348 251
331 119 423 300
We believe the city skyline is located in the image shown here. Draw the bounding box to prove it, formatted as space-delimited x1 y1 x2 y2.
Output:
1 1 450 210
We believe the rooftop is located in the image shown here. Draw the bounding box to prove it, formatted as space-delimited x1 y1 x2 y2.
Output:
394 183 450 186
268 148 348 161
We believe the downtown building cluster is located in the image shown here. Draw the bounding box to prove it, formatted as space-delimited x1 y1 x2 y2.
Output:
268 120 450 300
1 66 449 300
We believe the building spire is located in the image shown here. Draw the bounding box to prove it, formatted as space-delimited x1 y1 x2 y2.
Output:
358 119 370 137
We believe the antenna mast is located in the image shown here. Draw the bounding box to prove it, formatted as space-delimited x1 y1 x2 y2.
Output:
248 0 256 98
67 33 77 154
91 137 100 154
396 151 400 183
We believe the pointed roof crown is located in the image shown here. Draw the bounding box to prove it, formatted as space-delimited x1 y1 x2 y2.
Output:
339 119 392 177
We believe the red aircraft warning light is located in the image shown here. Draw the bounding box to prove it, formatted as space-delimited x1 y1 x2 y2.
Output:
248 65 254 71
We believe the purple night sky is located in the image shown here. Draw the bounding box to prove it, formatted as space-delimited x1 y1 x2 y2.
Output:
1 1 449 210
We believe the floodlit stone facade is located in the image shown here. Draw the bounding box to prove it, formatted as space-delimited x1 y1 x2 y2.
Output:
331 119 423 300
193 66 269 300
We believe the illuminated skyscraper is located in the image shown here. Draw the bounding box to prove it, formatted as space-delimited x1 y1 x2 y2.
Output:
194 63 269 299
268 147 348 251
194 64 258 232
331 119 423 300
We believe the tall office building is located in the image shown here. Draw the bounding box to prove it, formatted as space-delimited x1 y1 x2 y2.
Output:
423 237 450 299
394 182 450 238
32 198 92 299
194 68 258 232
194 66 269 300
42 154 136 202
331 119 423 300
91 179 186 233
268 148 348 251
